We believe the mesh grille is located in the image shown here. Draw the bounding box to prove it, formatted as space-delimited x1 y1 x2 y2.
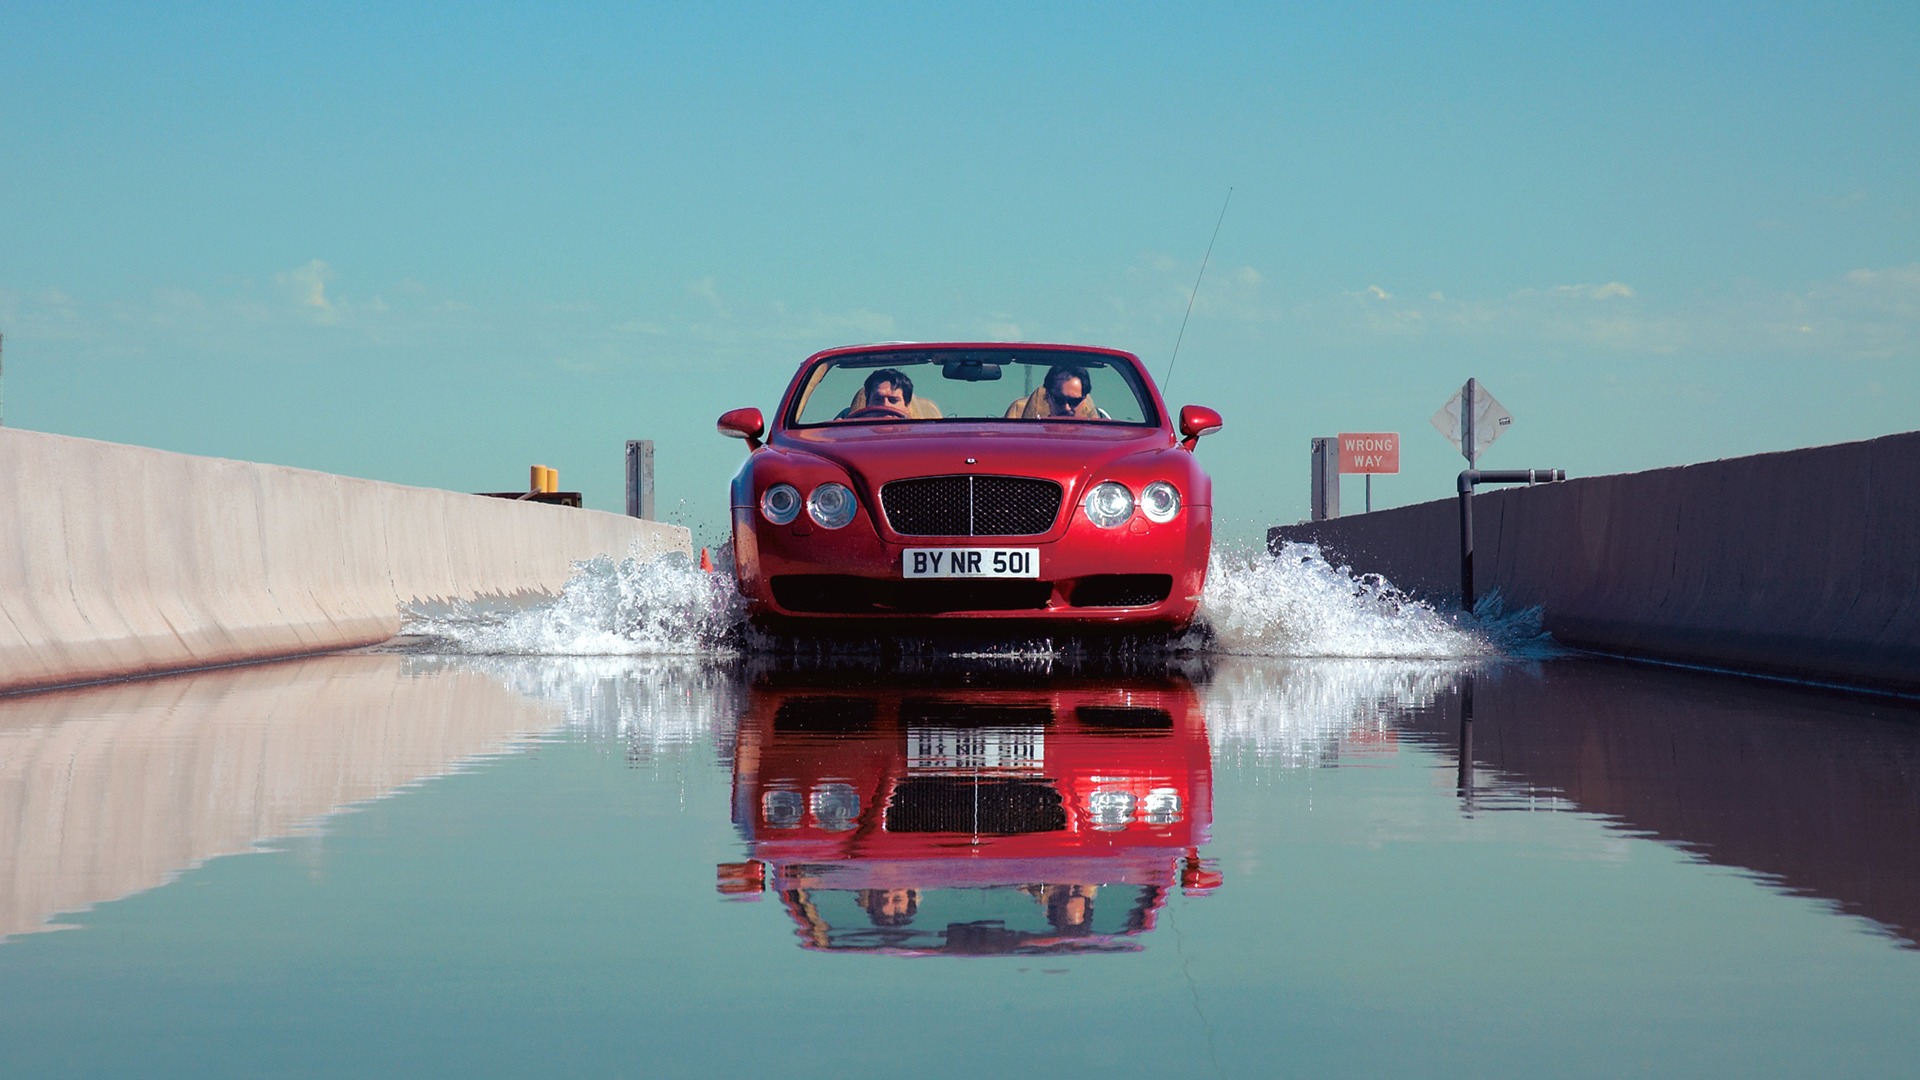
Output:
1068 574 1173 608
881 475 1063 536
886 778 1067 834
771 575 1051 614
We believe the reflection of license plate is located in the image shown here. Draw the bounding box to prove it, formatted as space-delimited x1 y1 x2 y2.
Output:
907 727 1045 772
902 548 1039 578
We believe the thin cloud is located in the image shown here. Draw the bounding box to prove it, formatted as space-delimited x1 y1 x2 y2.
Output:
276 259 335 318
688 276 729 319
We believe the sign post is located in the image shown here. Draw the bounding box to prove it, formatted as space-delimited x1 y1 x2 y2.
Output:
1428 378 1566 608
1336 431 1399 512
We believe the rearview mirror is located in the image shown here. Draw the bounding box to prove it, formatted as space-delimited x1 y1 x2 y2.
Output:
717 407 765 449
1179 405 1223 449
941 359 1002 381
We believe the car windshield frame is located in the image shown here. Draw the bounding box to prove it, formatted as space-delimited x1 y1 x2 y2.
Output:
783 347 1163 430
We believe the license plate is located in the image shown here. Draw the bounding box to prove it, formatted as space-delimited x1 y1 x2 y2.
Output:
901 547 1040 578
907 727 1045 772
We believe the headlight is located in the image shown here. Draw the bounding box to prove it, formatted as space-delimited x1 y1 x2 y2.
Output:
762 789 803 828
807 482 857 529
1143 786 1183 824
1088 788 1135 830
1083 481 1134 529
1141 481 1180 523
760 483 801 525
810 783 860 831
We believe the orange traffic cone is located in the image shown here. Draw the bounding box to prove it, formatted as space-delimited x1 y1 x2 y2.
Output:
699 547 713 573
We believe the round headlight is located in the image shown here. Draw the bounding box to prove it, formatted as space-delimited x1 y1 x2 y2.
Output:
760 483 801 525
810 783 860 832
808 482 858 529
1088 789 1136 831
1141 481 1181 523
1083 481 1135 529
762 789 803 829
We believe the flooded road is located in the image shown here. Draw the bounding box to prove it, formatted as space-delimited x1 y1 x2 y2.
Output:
2 647 1917 1077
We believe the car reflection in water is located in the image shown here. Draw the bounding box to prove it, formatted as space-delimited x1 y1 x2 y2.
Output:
717 672 1222 955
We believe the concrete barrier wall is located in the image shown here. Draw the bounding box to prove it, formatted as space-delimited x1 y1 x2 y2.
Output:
1270 431 1920 695
0 428 691 694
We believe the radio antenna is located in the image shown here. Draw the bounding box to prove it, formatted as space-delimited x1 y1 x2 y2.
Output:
1162 186 1233 395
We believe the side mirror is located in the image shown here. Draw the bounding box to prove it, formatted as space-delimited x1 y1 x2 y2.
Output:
1178 405 1223 450
717 407 765 449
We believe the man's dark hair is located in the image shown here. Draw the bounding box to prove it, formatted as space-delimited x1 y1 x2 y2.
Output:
865 368 914 403
1045 364 1092 399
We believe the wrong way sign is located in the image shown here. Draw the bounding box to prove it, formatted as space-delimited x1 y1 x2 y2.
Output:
1337 432 1399 474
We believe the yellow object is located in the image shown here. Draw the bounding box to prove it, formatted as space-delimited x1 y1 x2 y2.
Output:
531 465 546 493
544 467 559 493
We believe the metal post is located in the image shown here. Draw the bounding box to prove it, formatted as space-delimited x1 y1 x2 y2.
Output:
625 439 655 520
1462 377 1477 468
1458 473 1476 609
1310 437 1340 521
1457 468 1568 610
1365 474 1372 514
1456 671 1476 808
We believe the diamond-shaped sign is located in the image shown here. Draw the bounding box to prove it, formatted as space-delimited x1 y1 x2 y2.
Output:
1431 380 1513 463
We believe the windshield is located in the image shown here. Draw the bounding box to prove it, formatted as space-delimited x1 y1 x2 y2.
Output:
789 348 1158 427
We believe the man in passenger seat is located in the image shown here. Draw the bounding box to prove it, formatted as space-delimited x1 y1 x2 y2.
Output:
1006 364 1101 419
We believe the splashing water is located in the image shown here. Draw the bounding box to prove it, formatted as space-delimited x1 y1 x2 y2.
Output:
1200 542 1548 658
1202 656 1467 769
402 541 1551 661
402 548 744 656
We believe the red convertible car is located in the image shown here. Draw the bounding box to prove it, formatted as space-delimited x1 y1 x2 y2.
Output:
717 343 1222 630
715 672 1222 955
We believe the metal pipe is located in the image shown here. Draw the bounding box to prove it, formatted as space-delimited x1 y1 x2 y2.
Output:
1456 671 1476 806
1457 468 1569 609
1459 480 1475 609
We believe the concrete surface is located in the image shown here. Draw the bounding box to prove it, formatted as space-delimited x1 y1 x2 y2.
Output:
1270 431 1920 695
0 428 690 694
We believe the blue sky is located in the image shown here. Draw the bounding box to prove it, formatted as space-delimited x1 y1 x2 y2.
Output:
3 2 1915 544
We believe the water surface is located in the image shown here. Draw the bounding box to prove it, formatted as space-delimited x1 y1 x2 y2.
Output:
2 648 1917 1078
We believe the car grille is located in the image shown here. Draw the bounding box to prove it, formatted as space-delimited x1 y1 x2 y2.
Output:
885 778 1067 834
1068 574 1173 608
880 475 1063 536
771 575 1051 614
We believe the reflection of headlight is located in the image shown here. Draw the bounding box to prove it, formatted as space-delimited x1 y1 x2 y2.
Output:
1143 786 1183 824
807 483 857 529
809 783 860 831
1083 482 1134 529
761 484 802 525
1141 481 1180 523
762 789 804 828
1088 788 1135 830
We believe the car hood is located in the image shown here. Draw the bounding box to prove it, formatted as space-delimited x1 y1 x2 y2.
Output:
775 422 1175 488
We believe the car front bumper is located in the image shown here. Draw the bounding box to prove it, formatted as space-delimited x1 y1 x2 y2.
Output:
731 505 1211 629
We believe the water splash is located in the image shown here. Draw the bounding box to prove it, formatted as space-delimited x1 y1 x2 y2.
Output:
401 542 1554 661
402 654 743 767
401 548 744 656
1202 657 1464 769
1199 542 1552 659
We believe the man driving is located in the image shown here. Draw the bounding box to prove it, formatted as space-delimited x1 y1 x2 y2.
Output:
838 368 915 419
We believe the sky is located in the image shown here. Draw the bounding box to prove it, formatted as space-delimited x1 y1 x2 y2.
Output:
2 2 1915 546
